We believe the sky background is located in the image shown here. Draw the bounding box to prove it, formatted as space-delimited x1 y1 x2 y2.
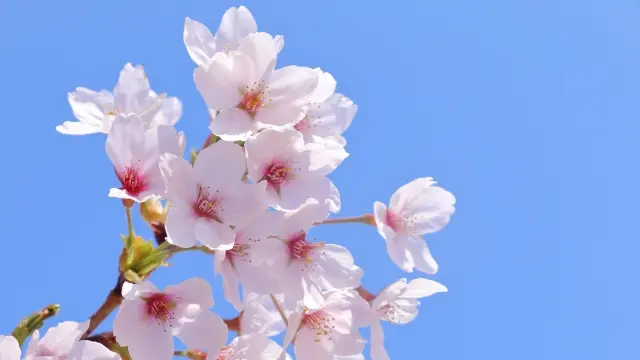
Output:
0 0 638 359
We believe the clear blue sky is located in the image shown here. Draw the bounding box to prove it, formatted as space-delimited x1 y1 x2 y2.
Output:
0 0 637 359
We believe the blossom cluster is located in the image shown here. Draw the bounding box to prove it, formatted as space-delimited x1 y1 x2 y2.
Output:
2 6 456 360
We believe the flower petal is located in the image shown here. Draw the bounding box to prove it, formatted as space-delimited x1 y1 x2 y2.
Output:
184 17 217 66
0 336 21 360
165 277 214 308
175 308 227 353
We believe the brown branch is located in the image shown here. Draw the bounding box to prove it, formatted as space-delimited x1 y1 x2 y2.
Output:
81 275 125 339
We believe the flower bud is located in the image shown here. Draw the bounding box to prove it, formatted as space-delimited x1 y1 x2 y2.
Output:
139 198 166 224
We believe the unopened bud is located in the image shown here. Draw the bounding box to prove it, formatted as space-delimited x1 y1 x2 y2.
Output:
140 198 166 224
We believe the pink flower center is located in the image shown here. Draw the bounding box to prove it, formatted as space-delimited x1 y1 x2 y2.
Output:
193 184 222 222
142 292 177 328
264 162 291 186
385 210 404 232
116 165 147 196
302 309 335 341
288 232 324 262
238 82 270 117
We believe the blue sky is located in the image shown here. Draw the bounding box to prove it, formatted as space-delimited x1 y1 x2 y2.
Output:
0 0 638 359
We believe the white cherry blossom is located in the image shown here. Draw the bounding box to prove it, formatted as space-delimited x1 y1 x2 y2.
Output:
194 33 318 141
374 177 456 274
281 290 371 360
238 293 287 337
23 321 118 360
245 128 347 212
293 69 357 146
214 211 281 310
0 336 20 360
184 6 284 67
369 278 447 360
57 63 181 135
159 141 265 250
106 114 185 203
113 278 226 360
214 334 290 360
253 200 363 308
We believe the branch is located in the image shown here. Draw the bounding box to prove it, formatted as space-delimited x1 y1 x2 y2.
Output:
315 214 376 226
81 275 125 339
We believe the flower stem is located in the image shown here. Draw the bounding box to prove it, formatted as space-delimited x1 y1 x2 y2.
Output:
270 294 288 326
11 304 60 346
125 206 134 238
315 214 376 226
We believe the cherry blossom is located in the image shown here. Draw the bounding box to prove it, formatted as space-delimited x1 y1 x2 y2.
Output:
106 114 185 203
213 334 290 360
57 63 181 135
113 278 226 360
159 141 265 250
281 290 371 360
238 293 288 337
245 128 347 212
214 211 281 310
374 177 456 274
0 336 20 360
253 199 363 308
184 6 284 67
194 33 318 141
369 278 447 360
293 69 357 146
23 321 118 360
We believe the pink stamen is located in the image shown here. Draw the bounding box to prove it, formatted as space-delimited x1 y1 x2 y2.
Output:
116 165 147 196
193 184 222 222
142 292 177 328
288 232 324 262
302 309 336 342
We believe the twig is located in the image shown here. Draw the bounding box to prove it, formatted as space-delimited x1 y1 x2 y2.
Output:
315 214 376 226
270 294 288 326
81 275 125 339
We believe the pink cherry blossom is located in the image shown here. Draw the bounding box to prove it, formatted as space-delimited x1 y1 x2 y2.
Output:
184 6 284 67
105 114 185 203
57 63 181 135
194 33 318 141
214 211 282 310
160 141 264 250
369 278 447 360
374 177 456 274
238 293 288 337
293 69 357 146
113 278 226 360
281 290 371 360
23 321 118 360
245 128 347 212
214 334 290 360
253 200 363 309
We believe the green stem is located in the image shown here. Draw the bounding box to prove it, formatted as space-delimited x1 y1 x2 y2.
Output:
315 214 376 226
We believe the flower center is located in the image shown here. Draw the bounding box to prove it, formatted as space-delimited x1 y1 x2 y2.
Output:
238 81 271 117
264 163 291 185
142 292 177 328
294 117 310 132
116 165 147 196
288 232 323 262
193 184 222 222
385 210 404 232
302 309 335 342
378 303 402 324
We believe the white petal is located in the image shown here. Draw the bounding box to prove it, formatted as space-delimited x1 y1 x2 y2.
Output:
403 185 456 234
215 6 258 50
274 35 285 53
372 279 407 310
165 204 198 248
39 321 89 355
67 340 119 360
113 63 150 115
105 114 144 171
0 336 21 360
268 66 319 104
175 308 227 353
121 281 159 300
210 108 256 140
194 141 247 188
165 277 214 308
159 154 197 204
193 53 242 110
233 334 286 360
389 177 437 211
67 88 111 127
183 18 217 66
311 244 362 290
403 278 448 298
195 218 235 251
255 102 304 127
56 121 102 135
215 253 243 310
407 238 439 275
237 32 277 81
279 199 329 236
386 236 415 273
294 327 333 360
370 321 389 360
281 304 304 351
309 69 336 103
306 141 349 176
